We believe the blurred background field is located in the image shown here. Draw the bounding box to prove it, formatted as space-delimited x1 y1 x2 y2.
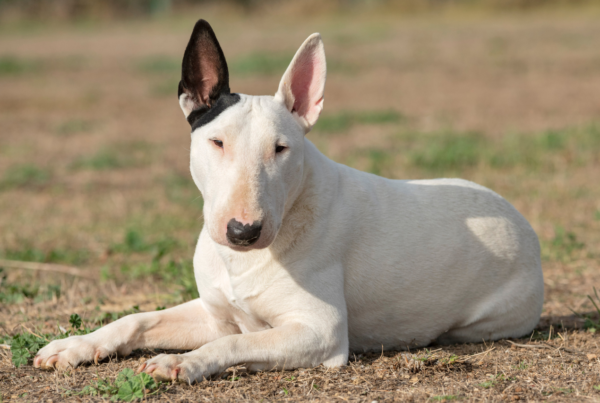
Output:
1 0 600 401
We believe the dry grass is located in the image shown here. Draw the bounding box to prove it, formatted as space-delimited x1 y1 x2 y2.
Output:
1 5 600 402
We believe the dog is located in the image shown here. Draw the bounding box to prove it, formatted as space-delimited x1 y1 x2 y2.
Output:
33 19 544 383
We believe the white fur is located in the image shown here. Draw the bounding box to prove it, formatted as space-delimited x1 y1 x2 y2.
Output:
34 33 543 383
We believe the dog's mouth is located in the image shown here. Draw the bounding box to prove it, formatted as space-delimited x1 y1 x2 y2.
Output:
227 234 260 247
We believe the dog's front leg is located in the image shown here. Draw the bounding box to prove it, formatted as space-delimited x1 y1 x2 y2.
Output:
138 318 349 383
33 299 238 370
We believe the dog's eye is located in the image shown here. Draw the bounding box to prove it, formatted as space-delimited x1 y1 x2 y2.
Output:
213 140 224 148
275 145 286 154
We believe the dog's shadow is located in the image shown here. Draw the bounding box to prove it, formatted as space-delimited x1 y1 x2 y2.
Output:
536 312 595 333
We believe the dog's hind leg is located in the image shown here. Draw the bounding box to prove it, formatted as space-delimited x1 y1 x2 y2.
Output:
33 299 238 370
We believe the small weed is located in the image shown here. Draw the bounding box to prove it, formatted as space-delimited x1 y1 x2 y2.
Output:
120 259 198 302
65 368 162 401
438 354 459 366
281 387 289 396
593 385 600 391
538 129 565 150
571 287 600 332
541 226 585 262
55 119 94 135
110 229 196 301
430 396 460 401
513 360 529 370
0 164 49 190
595 210 600 221
7 313 96 368
0 55 40 75
529 329 561 341
0 268 62 304
479 374 504 389
0 281 61 304
112 229 177 258
368 149 392 176
71 149 125 170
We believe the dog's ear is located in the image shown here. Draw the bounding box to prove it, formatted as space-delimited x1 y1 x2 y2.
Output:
275 33 326 133
178 19 230 120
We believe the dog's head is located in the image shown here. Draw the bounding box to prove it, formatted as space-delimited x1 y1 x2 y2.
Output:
178 20 326 251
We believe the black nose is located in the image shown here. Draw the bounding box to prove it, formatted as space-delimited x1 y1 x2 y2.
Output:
226 219 262 246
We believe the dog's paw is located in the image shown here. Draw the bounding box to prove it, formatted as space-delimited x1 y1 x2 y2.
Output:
137 353 215 384
33 335 113 370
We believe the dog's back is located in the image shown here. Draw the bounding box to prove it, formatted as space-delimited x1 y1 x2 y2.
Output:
297 140 544 351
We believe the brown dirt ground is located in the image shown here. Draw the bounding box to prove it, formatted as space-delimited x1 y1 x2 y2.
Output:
1 5 600 402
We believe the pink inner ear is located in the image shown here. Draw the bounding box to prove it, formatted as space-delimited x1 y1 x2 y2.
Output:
196 41 221 105
290 50 324 120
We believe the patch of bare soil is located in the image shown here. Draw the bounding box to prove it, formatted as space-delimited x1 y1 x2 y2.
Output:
2 309 600 402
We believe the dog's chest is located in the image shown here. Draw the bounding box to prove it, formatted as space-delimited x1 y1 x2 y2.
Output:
202 265 272 334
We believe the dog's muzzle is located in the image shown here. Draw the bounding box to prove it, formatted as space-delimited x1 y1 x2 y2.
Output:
226 219 262 246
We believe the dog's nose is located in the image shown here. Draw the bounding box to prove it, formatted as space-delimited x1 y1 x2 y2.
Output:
226 219 262 246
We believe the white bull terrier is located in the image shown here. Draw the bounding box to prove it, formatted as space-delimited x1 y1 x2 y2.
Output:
34 20 544 383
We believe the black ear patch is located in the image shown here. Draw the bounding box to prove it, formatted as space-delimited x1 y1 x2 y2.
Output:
179 19 240 129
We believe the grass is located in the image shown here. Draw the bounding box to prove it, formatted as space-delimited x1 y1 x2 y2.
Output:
0 244 89 304
5 314 96 368
163 173 204 211
1 245 89 265
0 164 50 190
107 228 198 301
0 270 61 304
66 368 164 401
571 287 600 333
2 10 600 402
410 132 482 172
71 143 152 171
0 55 40 76
368 149 393 176
71 149 125 170
230 52 294 76
513 360 529 371
541 226 585 263
314 109 402 133
349 122 600 177
478 374 504 389
55 119 95 135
